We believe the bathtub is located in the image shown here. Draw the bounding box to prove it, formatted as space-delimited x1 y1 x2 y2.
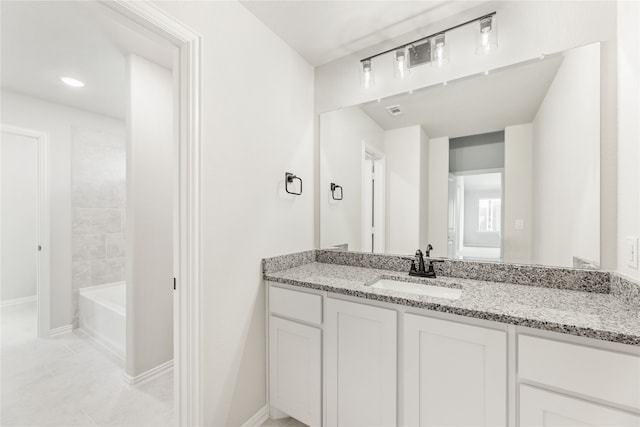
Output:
79 282 125 360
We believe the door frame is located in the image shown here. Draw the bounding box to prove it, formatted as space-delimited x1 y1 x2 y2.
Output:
99 1 203 425
450 168 504 261
0 124 50 339
361 143 385 253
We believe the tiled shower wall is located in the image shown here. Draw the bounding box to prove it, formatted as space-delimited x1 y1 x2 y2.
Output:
71 127 126 327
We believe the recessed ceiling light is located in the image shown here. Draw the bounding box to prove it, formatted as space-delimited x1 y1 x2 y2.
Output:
59 76 85 88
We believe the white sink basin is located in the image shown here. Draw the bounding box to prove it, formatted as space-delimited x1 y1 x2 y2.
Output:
369 278 462 300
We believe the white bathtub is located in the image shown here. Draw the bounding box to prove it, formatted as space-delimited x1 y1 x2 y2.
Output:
79 282 125 360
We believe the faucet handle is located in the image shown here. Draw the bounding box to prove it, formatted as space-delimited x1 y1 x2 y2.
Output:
415 249 426 273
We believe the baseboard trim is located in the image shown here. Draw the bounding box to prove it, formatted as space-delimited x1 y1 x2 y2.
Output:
49 324 73 337
1 295 36 307
76 327 125 361
124 359 173 386
241 405 269 427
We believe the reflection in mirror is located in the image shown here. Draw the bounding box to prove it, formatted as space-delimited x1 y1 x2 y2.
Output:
320 43 601 269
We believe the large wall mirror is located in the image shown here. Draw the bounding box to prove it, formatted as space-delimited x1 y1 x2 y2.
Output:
320 42 601 269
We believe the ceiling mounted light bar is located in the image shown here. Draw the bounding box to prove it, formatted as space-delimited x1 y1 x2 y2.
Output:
359 11 497 86
361 58 375 88
476 15 498 54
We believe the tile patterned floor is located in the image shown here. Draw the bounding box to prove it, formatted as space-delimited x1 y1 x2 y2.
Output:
1 302 174 426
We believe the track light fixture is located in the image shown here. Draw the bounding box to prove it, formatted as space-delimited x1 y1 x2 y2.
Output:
359 12 497 87
393 48 409 79
431 33 448 68
476 15 498 54
361 59 375 89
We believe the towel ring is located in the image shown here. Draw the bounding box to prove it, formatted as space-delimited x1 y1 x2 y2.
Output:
330 183 343 200
285 172 302 195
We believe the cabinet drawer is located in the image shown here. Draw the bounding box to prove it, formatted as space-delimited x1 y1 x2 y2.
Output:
520 385 640 427
269 285 322 325
518 335 640 410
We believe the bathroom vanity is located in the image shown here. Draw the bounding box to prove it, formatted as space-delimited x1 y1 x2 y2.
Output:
263 250 640 427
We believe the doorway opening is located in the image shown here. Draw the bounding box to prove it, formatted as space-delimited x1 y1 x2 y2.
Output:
448 171 504 261
0 1 202 425
1 126 50 338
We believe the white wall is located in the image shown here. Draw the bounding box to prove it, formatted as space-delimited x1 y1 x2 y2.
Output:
617 0 640 279
152 2 315 426
320 107 384 251
0 90 125 328
531 44 600 267
126 55 173 377
384 126 424 255
427 136 449 257
314 1 617 269
1 132 38 301
503 124 532 264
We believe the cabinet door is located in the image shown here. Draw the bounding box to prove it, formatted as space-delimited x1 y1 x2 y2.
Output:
404 314 507 427
269 316 321 427
326 298 397 427
520 385 640 426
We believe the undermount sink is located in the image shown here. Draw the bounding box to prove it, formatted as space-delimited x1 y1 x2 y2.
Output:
369 278 462 300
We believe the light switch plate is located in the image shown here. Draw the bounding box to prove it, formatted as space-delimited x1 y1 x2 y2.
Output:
515 219 524 230
626 236 638 269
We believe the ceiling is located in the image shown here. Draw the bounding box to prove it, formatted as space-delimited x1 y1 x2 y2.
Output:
1 1 489 119
240 1 488 66
360 54 564 139
1 1 173 120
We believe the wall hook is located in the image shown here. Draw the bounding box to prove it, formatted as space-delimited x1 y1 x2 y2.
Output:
285 172 302 195
330 183 343 200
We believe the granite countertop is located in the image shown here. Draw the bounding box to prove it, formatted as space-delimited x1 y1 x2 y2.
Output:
265 261 640 346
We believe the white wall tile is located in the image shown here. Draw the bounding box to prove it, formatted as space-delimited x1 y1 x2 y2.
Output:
71 234 105 262
71 127 126 325
106 233 125 258
90 258 122 285
71 261 91 288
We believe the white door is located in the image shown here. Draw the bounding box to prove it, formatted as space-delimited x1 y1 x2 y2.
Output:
363 157 373 252
363 151 385 254
1 131 38 305
1 126 49 338
269 316 322 427
447 173 457 258
326 298 397 427
520 385 640 426
404 314 507 427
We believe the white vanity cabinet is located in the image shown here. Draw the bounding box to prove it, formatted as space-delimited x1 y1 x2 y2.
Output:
267 281 640 427
403 314 507 427
518 334 640 427
268 286 322 427
519 385 640 426
325 298 397 427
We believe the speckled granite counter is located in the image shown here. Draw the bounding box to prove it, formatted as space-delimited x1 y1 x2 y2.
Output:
264 260 640 346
